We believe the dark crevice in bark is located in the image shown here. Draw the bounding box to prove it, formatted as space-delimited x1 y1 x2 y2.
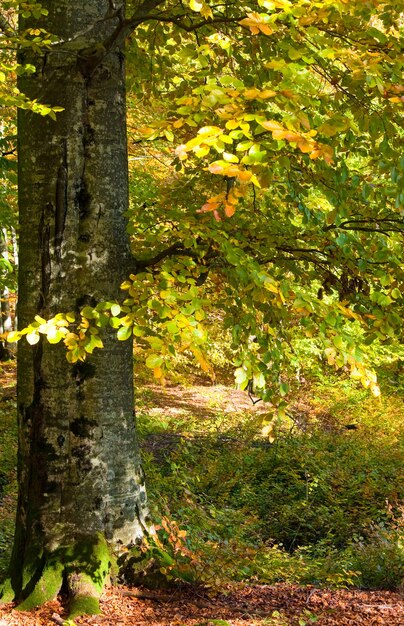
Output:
39 211 51 309
54 141 68 263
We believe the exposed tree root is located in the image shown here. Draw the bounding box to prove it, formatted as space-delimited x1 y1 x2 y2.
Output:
67 571 102 618
0 578 15 605
2 533 111 618
17 558 64 611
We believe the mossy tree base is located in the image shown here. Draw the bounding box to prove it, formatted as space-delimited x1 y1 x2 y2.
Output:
0 534 111 618
0 578 15 605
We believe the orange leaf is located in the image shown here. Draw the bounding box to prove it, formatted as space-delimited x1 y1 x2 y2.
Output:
153 366 163 379
272 129 287 140
283 132 302 142
260 119 284 132
237 169 252 181
297 140 313 153
201 202 221 212
208 163 225 174
258 24 273 36
224 204 236 217
260 89 277 98
309 149 322 160
207 193 226 203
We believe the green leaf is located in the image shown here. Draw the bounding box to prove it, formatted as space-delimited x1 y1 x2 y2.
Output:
235 367 249 389
81 306 96 319
117 325 133 341
146 354 164 369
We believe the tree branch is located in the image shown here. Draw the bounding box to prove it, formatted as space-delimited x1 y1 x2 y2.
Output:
133 241 201 270
324 218 404 235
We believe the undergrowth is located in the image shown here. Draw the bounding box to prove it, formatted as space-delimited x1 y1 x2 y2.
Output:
138 368 403 590
0 361 403 591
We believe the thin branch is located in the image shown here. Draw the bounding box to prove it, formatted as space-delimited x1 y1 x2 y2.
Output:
324 218 404 234
134 241 201 270
140 14 241 33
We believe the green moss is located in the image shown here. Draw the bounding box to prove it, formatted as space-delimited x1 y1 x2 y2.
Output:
0 578 15 604
17 558 64 610
21 546 44 592
65 532 111 593
66 534 111 618
68 592 101 618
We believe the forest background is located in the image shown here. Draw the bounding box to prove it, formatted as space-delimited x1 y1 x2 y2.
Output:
0 0 403 622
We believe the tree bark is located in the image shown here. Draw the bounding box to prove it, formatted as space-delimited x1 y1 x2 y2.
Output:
0 229 15 361
1 0 150 616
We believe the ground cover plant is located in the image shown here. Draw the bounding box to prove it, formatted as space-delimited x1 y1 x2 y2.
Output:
136 364 403 593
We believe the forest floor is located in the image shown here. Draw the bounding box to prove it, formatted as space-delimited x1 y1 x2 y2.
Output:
1 362 403 625
0 583 403 626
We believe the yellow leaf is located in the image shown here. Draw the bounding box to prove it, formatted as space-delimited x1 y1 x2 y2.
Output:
189 0 203 12
225 119 240 130
66 350 78 364
6 331 21 343
201 2 213 19
244 88 261 99
259 89 277 98
194 145 210 158
297 140 313 153
262 422 275 443
250 174 261 187
263 279 278 294
198 125 222 136
370 383 381 397
223 151 239 163
207 193 226 203
225 165 242 177
153 366 164 379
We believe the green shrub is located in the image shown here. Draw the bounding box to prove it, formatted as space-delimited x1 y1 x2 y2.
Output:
343 521 404 590
139 375 403 589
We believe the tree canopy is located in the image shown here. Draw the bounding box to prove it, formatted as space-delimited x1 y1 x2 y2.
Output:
1 0 403 406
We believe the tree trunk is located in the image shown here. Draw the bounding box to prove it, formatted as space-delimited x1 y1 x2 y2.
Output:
0 229 15 361
1 1 150 617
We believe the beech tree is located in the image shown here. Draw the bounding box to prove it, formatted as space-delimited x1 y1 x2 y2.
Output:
1 0 156 617
0 0 403 618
